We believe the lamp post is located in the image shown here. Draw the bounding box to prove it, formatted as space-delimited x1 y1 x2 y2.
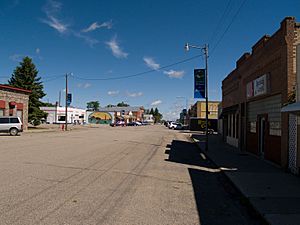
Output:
185 43 209 151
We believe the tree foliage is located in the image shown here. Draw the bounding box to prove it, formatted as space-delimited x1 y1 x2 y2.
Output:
145 107 163 123
8 57 47 126
87 101 100 111
117 101 129 107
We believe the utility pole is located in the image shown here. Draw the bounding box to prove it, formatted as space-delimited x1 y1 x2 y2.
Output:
58 90 61 107
204 44 209 151
184 42 209 150
65 73 68 131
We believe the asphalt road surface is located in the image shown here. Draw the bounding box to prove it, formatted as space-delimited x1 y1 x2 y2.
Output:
0 125 262 225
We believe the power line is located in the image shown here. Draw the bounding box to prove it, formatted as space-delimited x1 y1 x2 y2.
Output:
73 54 204 81
209 0 233 47
210 0 247 55
42 75 65 83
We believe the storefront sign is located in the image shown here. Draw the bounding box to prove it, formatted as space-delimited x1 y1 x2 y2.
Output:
246 74 268 98
67 93 72 106
194 69 205 99
254 74 267 96
246 82 254 98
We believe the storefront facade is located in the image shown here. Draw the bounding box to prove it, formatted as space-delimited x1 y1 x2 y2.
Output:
221 17 300 168
86 106 144 124
0 84 30 130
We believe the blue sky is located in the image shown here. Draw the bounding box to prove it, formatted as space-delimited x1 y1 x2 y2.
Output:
0 0 299 120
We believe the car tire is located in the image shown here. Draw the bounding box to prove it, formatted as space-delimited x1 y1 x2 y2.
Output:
9 128 18 136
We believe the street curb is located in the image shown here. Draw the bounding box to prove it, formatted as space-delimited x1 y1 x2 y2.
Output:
189 135 269 225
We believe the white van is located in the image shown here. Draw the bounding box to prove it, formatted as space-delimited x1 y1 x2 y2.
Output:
0 117 23 136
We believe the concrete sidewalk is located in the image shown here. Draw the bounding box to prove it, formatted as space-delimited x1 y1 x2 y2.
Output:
191 134 300 225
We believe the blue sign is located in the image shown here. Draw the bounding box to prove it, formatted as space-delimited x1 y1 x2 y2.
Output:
67 93 72 106
194 69 205 99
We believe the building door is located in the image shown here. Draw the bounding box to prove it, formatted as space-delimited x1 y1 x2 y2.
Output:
258 115 267 158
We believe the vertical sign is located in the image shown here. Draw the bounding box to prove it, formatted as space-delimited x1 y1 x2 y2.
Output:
194 69 206 99
67 93 72 106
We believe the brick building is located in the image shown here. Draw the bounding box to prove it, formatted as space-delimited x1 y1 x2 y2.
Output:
221 17 300 168
0 84 30 130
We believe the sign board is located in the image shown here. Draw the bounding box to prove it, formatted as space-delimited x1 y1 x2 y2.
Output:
246 74 268 98
254 74 267 96
194 69 205 99
246 81 254 98
67 93 72 106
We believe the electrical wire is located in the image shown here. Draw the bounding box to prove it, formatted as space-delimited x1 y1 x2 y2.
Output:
42 75 65 83
210 0 247 55
209 0 233 47
72 54 204 81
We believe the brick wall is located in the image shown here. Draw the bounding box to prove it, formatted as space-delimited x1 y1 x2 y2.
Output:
221 17 299 168
0 89 29 130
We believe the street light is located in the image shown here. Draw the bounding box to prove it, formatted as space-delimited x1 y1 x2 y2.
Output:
185 42 209 151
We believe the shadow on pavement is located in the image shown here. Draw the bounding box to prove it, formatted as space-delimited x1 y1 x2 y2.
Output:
165 140 213 168
165 139 262 225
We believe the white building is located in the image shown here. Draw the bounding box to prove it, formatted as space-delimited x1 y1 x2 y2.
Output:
143 114 154 124
40 106 86 124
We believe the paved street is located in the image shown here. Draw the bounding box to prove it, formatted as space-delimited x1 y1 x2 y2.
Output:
0 126 261 225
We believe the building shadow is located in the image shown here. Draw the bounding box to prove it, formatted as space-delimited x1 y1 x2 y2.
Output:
165 139 260 225
165 140 212 167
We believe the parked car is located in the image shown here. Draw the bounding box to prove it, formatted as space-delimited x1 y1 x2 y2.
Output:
115 121 125 126
0 116 23 136
174 123 183 130
168 122 178 129
134 121 142 126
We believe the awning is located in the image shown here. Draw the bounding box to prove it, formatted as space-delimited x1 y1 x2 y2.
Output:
281 102 300 114
219 105 239 119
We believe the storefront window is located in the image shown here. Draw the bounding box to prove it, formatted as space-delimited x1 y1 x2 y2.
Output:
0 109 3 116
250 122 256 133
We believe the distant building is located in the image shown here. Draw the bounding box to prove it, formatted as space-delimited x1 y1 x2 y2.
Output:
189 101 220 119
0 84 31 130
86 106 144 124
40 106 86 124
143 114 154 124
188 101 220 131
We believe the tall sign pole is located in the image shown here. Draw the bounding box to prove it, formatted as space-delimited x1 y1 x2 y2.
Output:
65 73 68 131
204 44 209 151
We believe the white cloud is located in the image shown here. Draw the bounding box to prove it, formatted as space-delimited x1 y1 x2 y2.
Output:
41 0 99 47
41 0 68 34
106 36 128 59
73 31 99 47
36 48 40 54
126 91 143 97
82 21 113 33
107 90 119 96
9 54 23 62
143 57 160 70
151 100 162 106
163 70 185 79
83 83 91 88
77 83 91 89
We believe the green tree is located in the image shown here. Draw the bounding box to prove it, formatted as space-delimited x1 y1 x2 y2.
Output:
87 101 100 111
106 104 116 108
153 107 163 123
117 101 129 107
8 57 47 126
150 108 154 115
